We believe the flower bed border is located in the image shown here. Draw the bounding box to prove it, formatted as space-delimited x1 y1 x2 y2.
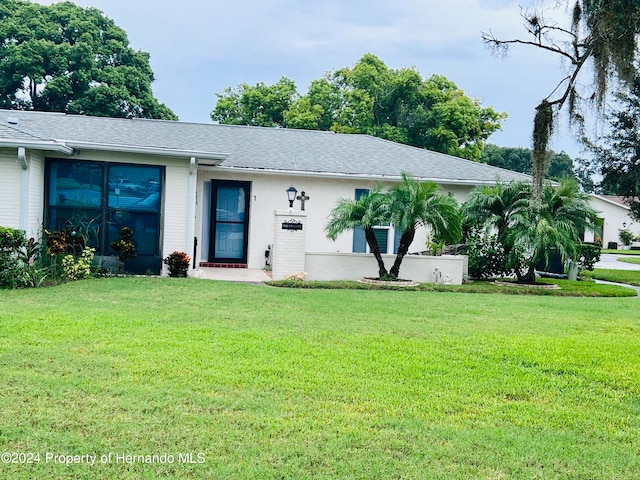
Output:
492 280 559 289
359 277 420 287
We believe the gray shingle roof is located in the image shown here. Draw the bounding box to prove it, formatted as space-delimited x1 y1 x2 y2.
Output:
0 109 531 184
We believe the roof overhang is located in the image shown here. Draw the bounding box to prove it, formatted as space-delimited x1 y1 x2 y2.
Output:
591 194 632 211
0 138 74 155
67 141 229 162
207 165 528 186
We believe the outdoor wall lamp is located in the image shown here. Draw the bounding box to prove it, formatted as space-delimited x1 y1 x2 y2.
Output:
286 186 297 208
623 222 627 228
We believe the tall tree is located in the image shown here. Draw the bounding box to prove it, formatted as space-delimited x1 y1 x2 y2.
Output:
593 73 640 218
480 144 576 181
213 54 506 161
211 77 298 127
0 0 176 119
483 1 640 198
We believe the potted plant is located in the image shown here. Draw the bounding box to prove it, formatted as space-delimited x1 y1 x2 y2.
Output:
619 229 634 249
164 251 190 277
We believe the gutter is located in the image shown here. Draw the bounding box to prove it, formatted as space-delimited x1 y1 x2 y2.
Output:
66 141 229 162
207 165 519 187
0 138 73 155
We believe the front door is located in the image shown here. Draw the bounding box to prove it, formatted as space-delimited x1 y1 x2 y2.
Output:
209 181 251 264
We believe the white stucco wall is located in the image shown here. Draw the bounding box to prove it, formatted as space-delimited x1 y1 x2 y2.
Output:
305 252 467 284
0 149 22 229
196 169 475 269
588 195 639 248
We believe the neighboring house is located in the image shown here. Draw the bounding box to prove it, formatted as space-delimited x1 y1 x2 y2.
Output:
0 109 535 274
587 195 640 248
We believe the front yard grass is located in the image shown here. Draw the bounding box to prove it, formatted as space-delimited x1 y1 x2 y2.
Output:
617 256 640 265
583 268 640 286
269 277 636 297
1 277 639 479
602 248 640 255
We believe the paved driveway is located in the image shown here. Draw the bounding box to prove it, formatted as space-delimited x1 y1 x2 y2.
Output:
595 253 640 270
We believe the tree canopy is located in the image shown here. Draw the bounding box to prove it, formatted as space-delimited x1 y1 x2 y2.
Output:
591 73 640 218
480 144 576 181
0 0 176 119
483 1 640 198
212 54 506 161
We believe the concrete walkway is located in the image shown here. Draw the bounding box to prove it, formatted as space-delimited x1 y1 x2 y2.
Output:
189 268 272 283
594 279 640 296
593 254 640 297
595 254 640 271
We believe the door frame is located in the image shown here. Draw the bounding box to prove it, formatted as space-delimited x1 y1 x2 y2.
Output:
208 180 251 264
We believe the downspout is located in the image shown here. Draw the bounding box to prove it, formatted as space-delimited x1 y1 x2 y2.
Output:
18 147 29 232
186 156 197 268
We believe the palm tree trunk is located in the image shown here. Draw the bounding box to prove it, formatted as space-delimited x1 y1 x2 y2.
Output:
364 227 388 278
389 228 415 279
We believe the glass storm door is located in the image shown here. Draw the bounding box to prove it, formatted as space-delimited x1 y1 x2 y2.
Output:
209 181 250 263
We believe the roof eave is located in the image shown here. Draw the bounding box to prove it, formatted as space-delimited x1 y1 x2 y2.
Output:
67 141 229 162
209 165 529 186
591 194 632 210
0 138 74 155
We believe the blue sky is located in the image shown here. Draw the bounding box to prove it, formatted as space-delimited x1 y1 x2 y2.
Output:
34 0 590 157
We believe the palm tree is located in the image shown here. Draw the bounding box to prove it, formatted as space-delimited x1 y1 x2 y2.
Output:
463 181 531 243
506 180 598 283
388 173 462 279
465 179 598 283
325 184 391 278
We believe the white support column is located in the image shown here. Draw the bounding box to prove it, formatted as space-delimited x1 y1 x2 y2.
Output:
185 156 197 267
272 209 307 280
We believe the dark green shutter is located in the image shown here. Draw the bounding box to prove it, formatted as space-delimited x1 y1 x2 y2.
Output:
352 189 368 253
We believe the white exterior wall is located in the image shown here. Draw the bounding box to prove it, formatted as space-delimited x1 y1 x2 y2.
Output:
589 195 639 247
25 151 45 240
0 149 22 229
162 163 192 260
196 169 474 269
305 252 467 284
272 210 307 280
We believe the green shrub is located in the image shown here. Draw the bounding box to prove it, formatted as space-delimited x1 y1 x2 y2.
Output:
0 226 46 288
464 228 509 279
619 228 634 246
164 251 190 277
61 248 95 281
578 242 601 271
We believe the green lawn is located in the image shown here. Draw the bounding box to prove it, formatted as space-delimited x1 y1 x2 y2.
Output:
602 249 640 255
618 256 640 265
1 278 640 479
269 277 636 297
583 268 640 286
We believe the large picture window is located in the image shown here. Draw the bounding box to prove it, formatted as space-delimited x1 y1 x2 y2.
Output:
46 159 164 271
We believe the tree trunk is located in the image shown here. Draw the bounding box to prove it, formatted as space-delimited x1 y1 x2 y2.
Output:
389 228 415 279
364 227 388 278
516 264 536 284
